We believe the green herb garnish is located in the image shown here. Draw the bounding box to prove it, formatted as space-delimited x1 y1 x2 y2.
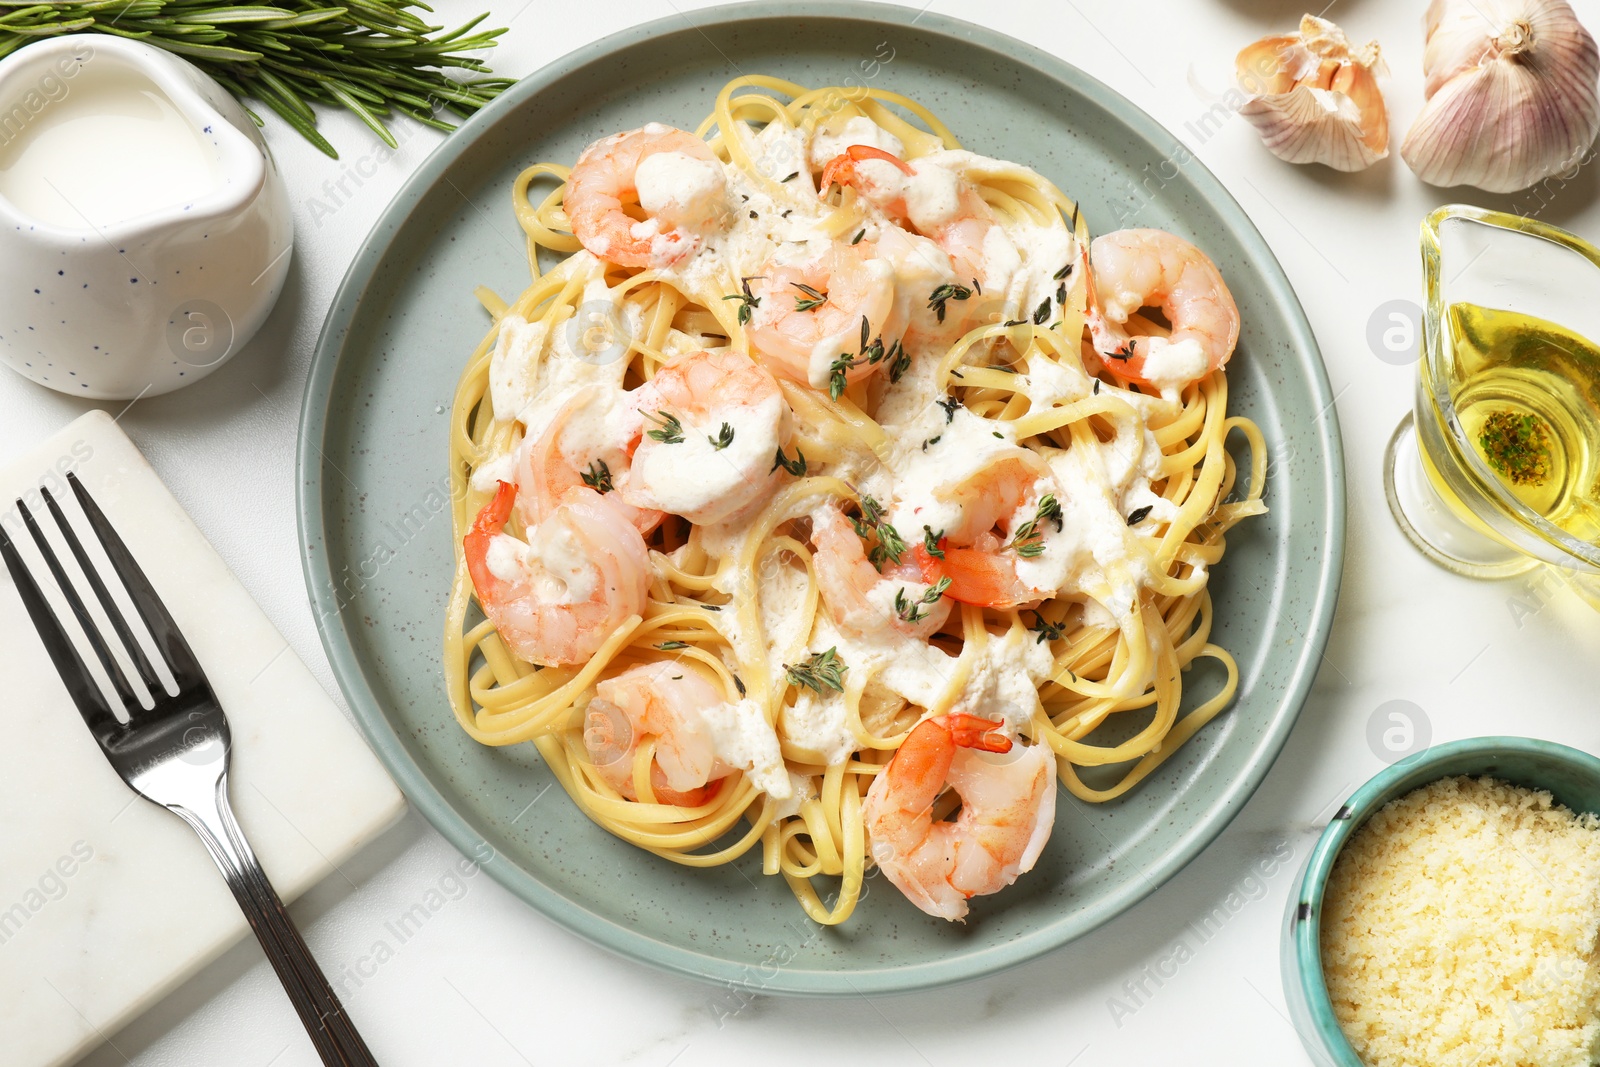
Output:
786 648 846 694
792 282 828 312
580 458 614 493
1478 410 1553 487
1027 610 1066 644
1126 505 1152 526
887 339 911 383
708 423 735 451
927 282 973 324
645 411 685 444
828 354 856 401
850 495 907 568
894 578 951 623
1010 494 1062 557
922 526 945 558
656 641 689 651
771 445 807 476
722 275 763 326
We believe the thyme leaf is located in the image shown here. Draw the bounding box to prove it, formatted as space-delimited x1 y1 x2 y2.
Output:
644 410 685 444
785 648 846 693
580 458 614 493
894 577 951 623
771 445 808 477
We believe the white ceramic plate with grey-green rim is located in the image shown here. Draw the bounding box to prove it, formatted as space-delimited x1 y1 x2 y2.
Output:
297 0 1345 994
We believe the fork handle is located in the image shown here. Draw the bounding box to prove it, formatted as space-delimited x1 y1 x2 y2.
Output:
175 778 379 1067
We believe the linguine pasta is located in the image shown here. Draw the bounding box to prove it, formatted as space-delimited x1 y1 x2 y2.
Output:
443 76 1267 924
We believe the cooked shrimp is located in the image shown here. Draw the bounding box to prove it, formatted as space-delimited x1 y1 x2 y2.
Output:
566 124 728 269
811 504 950 641
583 662 734 806
1086 228 1239 391
745 242 899 391
819 146 998 285
516 388 663 536
863 714 1056 921
908 453 1059 609
620 350 792 525
463 481 650 667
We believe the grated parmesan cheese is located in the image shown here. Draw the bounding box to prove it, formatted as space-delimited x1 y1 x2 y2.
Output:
1321 775 1600 1067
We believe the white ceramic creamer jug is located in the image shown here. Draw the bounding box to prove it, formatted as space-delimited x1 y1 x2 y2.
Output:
0 35 293 399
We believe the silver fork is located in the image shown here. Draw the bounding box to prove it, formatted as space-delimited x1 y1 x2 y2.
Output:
0 473 378 1067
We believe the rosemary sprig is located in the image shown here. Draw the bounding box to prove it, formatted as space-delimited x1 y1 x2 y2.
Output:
0 0 514 158
922 526 944 559
708 423 734 451
785 648 846 694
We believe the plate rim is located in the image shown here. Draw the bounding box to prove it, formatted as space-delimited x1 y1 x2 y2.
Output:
297 0 1347 996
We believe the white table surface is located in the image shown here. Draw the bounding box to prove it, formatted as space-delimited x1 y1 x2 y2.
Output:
8 0 1600 1063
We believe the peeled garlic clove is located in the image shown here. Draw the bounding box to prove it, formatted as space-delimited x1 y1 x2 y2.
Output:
1402 0 1600 193
1236 15 1389 171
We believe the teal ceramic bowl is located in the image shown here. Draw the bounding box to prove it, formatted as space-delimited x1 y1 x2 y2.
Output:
1283 736 1600 1066
299 1 1344 993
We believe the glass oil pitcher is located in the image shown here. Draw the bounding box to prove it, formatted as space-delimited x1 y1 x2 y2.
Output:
1383 205 1600 602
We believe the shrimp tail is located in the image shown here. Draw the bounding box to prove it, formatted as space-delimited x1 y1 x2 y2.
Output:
819 144 914 195
464 480 517 597
944 714 1012 753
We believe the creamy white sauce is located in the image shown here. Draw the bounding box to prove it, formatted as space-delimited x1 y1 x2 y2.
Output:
1138 336 1210 398
809 116 905 169
635 150 727 230
492 115 1211 796
780 687 856 765
484 525 597 603
903 161 962 233
629 392 784 523
700 697 789 797
0 65 223 229
771 770 817 820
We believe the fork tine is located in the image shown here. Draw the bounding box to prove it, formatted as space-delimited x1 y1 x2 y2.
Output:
42 485 165 698
0 511 121 737
66 473 206 690
17 498 142 713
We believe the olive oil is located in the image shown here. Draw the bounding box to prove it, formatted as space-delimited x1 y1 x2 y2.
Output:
1438 302 1600 543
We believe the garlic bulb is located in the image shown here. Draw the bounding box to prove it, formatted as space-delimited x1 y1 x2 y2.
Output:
1402 0 1600 193
1236 16 1389 171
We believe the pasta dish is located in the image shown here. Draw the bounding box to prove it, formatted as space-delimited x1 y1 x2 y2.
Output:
444 76 1266 923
